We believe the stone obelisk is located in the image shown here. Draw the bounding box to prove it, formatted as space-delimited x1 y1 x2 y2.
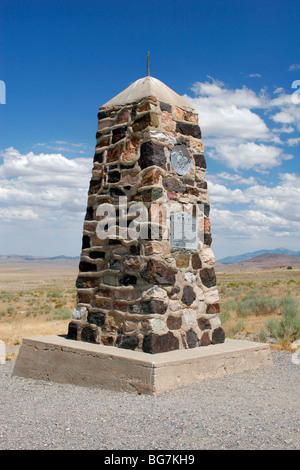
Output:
67 74 225 353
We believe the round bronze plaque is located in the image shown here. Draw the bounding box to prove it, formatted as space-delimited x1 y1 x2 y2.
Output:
171 145 191 175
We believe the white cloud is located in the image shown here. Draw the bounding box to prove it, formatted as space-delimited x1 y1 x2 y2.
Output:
289 63 300 71
183 76 299 172
287 137 300 146
0 148 92 218
206 140 292 171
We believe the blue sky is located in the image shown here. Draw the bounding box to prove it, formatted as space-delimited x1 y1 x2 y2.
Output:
0 0 299 259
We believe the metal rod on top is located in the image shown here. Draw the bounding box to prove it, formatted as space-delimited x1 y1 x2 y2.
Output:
147 52 150 76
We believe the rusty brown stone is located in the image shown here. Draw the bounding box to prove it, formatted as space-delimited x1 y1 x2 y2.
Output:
116 108 130 124
107 144 123 163
200 268 216 288
94 296 112 309
122 135 140 162
206 303 220 314
140 168 161 186
77 290 93 304
191 253 202 269
200 330 212 346
167 315 182 330
198 317 211 330
132 112 159 132
141 259 176 286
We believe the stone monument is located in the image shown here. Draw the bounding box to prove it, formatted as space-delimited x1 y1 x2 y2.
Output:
67 73 225 353
12 71 272 394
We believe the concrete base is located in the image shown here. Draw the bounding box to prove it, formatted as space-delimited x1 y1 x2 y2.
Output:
12 335 273 395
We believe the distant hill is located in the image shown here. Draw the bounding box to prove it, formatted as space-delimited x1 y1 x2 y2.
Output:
218 248 300 264
0 254 79 262
216 253 300 271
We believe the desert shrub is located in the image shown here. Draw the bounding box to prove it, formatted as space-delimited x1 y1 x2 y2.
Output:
266 295 300 346
46 290 63 299
46 308 71 321
257 328 268 343
226 320 245 337
236 294 280 317
7 305 15 315
219 311 232 323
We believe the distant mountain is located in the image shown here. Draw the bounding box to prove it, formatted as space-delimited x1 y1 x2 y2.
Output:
218 248 300 264
0 254 79 261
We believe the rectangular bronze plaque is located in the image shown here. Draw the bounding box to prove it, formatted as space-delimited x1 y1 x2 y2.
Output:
170 212 198 250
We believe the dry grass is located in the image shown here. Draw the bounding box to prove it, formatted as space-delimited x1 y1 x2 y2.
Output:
0 262 299 360
217 267 300 349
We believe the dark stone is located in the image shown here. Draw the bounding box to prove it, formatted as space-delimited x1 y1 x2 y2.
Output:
200 268 216 288
176 122 201 139
76 276 99 289
206 303 220 314
198 317 211 330
88 179 102 195
197 182 207 190
169 287 180 298
88 312 105 327
200 331 212 346
204 204 210 217
191 253 202 269
129 300 167 315
139 141 166 170
212 327 225 344
204 233 212 246
129 244 140 255
89 251 105 260
79 261 97 272
108 239 122 245
186 328 199 348
142 331 179 354
162 176 185 193
132 112 159 132
93 152 104 164
141 259 176 286
109 259 122 270
193 154 206 168
85 206 94 221
160 101 172 113
167 315 182 330
108 170 121 183
81 325 99 343
131 105 137 120
82 235 90 250
98 110 109 120
182 286 196 306
67 321 79 340
119 274 137 286
112 126 127 144
110 187 125 197
116 335 139 350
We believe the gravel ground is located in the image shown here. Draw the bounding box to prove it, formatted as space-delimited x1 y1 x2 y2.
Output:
0 350 299 450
